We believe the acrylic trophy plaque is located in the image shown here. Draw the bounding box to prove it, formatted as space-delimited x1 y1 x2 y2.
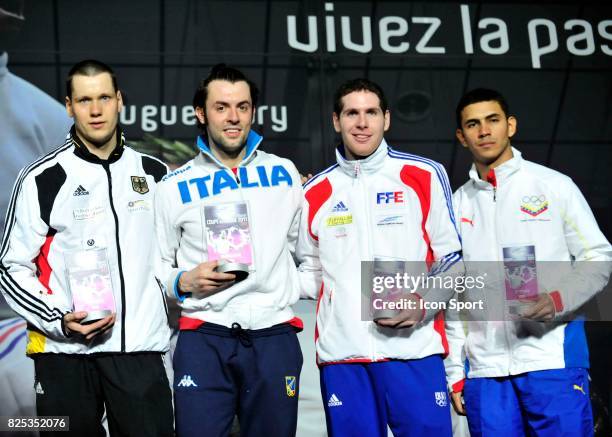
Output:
203 202 253 281
65 248 115 324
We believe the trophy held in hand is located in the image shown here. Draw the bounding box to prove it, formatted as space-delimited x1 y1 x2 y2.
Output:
203 201 253 282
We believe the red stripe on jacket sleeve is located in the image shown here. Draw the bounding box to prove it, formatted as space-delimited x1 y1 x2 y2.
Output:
400 165 433 265
305 178 333 242
35 234 56 295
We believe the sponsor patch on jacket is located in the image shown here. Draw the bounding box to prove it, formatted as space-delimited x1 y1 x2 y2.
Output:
127 199 151 212
326 214 352 227
162 165 192 182
81 235 107 250
131 176 149 194
376 191 404 204
73 206 106 221
376 214 404 226
520 195 548 217
331 201 349 212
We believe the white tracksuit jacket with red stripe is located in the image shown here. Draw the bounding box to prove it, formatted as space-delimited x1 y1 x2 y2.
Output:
445 148 612 393
297 140 462 365
0 129 171 355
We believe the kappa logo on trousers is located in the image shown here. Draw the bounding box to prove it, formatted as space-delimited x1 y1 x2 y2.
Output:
177 375 198 388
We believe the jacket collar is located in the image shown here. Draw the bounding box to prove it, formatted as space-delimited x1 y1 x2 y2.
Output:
469 146 522 190
335 138 388 178
196 130 263 169
71 125 125 164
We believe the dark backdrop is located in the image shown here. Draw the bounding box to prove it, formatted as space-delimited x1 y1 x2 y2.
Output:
5 1 611 241
3 0 611 423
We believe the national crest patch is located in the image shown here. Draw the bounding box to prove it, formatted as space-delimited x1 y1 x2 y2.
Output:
520 194 548 217
131 176 149 194
285 376 296 397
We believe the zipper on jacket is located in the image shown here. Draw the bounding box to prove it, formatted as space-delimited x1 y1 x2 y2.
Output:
234 164 255 326
486 169 497 202
488 170 513 372
357 173 376 360
103 162 127 352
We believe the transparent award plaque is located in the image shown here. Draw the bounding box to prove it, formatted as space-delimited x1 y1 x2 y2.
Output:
65 248 116 324
371 256 406 321
203 201 253 281
503 245 538 319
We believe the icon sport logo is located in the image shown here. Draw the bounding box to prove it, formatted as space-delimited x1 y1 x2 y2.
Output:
520 194 548 217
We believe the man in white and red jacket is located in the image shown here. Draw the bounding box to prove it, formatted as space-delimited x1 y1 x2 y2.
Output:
446 88 612 437
297 78 462 437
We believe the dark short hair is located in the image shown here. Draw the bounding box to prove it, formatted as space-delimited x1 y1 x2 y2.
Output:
66 59 118 99
455 88 510 128
333 78 389 115
192 64 259 130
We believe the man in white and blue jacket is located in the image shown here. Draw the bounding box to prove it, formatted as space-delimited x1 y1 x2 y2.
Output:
155 64 304 437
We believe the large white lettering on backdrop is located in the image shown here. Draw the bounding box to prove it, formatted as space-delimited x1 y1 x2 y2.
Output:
287 3 612 69
120 105 288 133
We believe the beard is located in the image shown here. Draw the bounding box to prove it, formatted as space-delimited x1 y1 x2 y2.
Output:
207 127 249 158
